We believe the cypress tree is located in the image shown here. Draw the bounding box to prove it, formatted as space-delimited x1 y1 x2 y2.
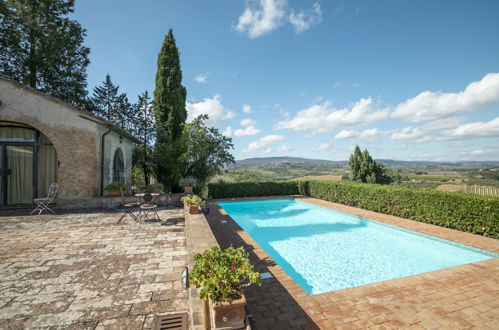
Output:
153 29 187 191
0 0 90 108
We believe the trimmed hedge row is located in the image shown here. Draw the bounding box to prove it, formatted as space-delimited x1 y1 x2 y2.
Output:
208 181 499 238
208 181 299 199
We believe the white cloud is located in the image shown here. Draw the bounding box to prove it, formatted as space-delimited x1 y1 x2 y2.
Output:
439 117 499 141
186 95 236 125
233 118 261 137
235 0 286 39
243 104 253 113
468 149 495 156
276 98 390 134
289 3 322 34
243 135 284 153
335 128 386 141
240 118 256 127
312 143 332 152
264 147 273 154
222 126 233 137
390 117 465 143
392 72 499 122
333 82 341 88
278 145 293 152
234 126 262 137
194 73 208 83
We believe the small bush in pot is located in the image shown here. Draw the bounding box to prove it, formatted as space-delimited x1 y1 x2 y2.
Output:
181 194 205 214
190 246 261 329
103 182 129 197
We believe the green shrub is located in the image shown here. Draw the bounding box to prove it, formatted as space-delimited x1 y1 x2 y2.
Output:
190 246 261 303
103 181 128 191
208 181 299 199
181 194 205 208
208 181 499 238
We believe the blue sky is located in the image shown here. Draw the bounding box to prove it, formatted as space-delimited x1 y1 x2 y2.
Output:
73 0 499 161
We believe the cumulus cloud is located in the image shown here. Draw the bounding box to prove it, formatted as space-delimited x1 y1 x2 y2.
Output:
392 72 499 122
439 117 499 141
235 0 286 39
243 135 284 153
235 0 322 38
390 117 465 143
222 126 233 137
234 126 262 137
289 3 322 34
194 73 208 83
186 95 236 125
312 143 332 152
233 118 261 137
335 128 387 141
240 118 256 127
243 104 253 113
276 98 390 134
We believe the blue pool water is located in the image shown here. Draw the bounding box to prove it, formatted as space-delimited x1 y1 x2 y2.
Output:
218 198 498 294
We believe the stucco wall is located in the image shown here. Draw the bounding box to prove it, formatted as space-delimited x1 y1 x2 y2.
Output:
0 77 135 206
101 129 134 188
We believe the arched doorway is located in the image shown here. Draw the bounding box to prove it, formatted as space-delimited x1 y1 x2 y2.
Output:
113 148 125 184
0 121 57 207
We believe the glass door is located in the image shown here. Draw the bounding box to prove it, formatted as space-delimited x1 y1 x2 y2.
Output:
6 146 33 205
0 146 4 207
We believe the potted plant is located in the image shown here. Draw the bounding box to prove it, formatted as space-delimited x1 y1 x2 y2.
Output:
144 182 164 194
181 194 205 214
103 182 129 197
180 177 197 194
190 246 262 329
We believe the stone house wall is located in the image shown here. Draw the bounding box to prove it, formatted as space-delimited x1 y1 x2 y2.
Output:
0 77 136 206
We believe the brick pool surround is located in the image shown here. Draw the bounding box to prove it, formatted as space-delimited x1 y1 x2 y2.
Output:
207 195 499 328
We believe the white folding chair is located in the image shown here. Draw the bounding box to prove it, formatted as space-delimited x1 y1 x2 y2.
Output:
32 183 58 215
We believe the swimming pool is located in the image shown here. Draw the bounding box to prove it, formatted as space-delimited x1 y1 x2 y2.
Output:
218 198 498 295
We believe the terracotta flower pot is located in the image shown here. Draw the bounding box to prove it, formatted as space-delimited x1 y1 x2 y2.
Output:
210 293 246 329
104 189 121 197
189 204 200 214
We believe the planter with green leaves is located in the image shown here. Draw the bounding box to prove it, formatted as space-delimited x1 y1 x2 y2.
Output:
190 246 261 329
180 177 197 194
181 194 205 214
144 183 164 194
103 182 128 197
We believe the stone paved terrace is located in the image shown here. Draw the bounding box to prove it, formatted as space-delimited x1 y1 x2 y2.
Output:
0 207 188 329
205 196 499 329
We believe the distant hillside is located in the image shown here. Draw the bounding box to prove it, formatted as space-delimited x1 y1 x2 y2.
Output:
234 157 499 169
233 157 345 168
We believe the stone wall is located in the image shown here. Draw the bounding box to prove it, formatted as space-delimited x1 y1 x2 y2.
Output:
0 77 136 206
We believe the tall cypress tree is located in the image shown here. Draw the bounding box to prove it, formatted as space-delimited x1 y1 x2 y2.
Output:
0 0 90 108
153 29 187 191
91 74 132 131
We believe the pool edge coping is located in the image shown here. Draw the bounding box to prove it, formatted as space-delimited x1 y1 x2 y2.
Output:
209 195 499 300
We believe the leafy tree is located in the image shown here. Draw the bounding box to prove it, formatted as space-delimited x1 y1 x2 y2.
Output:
348 145 394 184
0 0 90 108
182 115 235 188
131 91 155 186
90 74 132 130
153 29 187 191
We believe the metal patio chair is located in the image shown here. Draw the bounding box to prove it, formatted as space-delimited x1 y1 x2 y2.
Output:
139 192 160 222
32 183 58 215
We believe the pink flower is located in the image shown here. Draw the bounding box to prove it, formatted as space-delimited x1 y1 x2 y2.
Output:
231 265 236 271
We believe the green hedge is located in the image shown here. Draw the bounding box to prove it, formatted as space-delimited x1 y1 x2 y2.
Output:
209 181 499 238
208 181 299 199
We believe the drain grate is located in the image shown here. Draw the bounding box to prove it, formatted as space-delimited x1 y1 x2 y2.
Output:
155 313 188 330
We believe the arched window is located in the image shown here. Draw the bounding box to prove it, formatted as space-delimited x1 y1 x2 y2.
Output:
113 148 125 183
